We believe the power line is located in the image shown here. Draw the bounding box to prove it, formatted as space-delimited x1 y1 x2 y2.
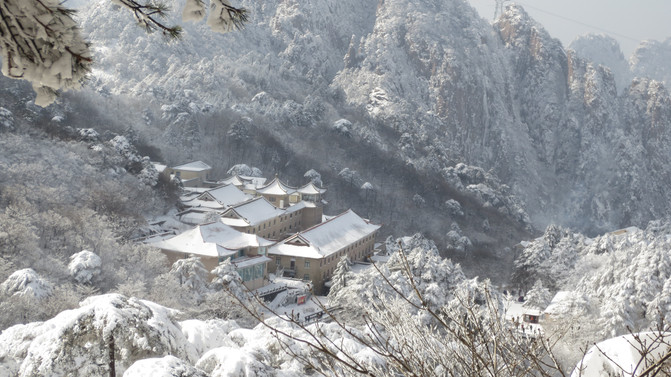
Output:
514 1 643 43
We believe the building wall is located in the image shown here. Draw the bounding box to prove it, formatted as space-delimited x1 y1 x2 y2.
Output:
168 168 211 187
259 194 289 208
300 206 323 230
233 209 305 240
268 230 378 294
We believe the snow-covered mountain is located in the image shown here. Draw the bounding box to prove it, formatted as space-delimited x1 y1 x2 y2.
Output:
71 0 671 245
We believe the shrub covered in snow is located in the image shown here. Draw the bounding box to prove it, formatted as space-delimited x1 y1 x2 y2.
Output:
68 250 102 285
227 164 263 177
124 355 208 377
0 268 52 299
304 168 323 187
330 118 352 137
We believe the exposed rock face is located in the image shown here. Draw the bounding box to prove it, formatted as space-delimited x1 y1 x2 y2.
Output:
569 34 631 93
630 38 671 86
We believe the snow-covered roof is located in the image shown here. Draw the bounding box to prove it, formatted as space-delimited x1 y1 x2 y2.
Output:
220 175 245 186
172 161 212 172
152 162 167 173
152 222 273 258
219 175 267 188
269 210 380 259
256 176 297 196
221 197 285 227
181 185 252 210
182 187 211 197
220 217 251 228
523 308 543 316
571 332 671 377
544 291 574 315
286 201 315 213
239 175 267 187
204 185 250 205
297 182 326 195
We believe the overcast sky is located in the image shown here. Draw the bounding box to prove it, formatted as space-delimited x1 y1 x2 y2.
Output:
466 0 671 57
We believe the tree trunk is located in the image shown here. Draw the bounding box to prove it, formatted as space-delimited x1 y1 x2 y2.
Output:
108 334 115 377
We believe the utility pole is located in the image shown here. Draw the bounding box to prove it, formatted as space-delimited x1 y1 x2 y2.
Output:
493 0 510 20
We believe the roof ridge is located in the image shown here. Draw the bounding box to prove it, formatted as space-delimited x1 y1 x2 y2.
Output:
230 196 265 208
299 209 354 235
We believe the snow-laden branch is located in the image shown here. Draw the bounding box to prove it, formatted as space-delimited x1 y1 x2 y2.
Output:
0 0 247 106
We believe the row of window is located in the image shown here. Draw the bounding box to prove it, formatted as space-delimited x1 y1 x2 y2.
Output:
321 249 367 279
320 237 373 266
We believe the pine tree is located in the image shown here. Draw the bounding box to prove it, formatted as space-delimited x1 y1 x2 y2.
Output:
328 256 351 302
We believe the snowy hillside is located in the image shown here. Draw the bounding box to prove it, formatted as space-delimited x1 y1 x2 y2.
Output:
67 0 671 243
514 221 671 341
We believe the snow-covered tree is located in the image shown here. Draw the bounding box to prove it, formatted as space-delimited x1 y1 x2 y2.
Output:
210 259 243 298
226 164 262 177
304 168 323 187
328 256 351 302
0 0 92 106
170 256 209 295
124 355 208 377
523 279 552 310
68 250 102 285
444 199 463 217
0 268 52 299
445 222 472 254
0 294 199 376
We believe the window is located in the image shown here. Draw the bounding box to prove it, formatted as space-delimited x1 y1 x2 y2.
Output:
303 274 310 281
276 256 281 265
305 260 310 268
269 197 276 202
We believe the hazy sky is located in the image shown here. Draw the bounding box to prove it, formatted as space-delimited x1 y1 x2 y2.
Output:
466 0 671 57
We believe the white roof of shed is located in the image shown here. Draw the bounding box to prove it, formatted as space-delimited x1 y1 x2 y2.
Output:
152 162 167 173
172 161 212 172
152 222 273 257
269 210 380 259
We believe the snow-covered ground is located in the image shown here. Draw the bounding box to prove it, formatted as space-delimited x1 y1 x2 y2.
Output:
504 298 543 336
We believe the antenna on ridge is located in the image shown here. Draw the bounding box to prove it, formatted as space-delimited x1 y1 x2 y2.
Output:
493 0 510 20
